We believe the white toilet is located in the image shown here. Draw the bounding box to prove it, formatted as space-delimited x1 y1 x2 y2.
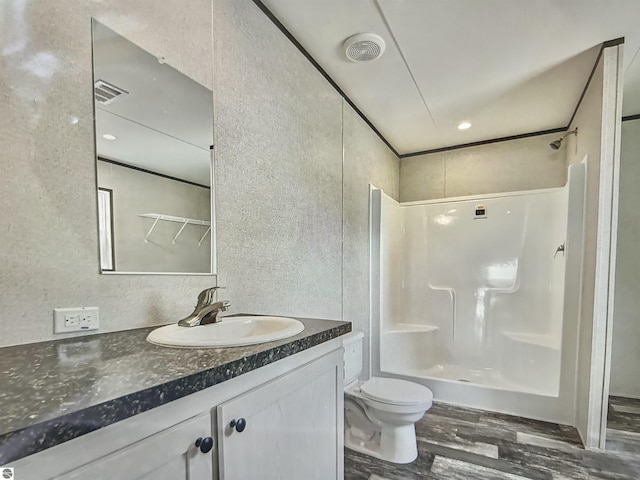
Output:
343 331 433 464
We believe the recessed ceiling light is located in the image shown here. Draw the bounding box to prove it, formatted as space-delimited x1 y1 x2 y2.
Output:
457 122 472 130
102 134 117 140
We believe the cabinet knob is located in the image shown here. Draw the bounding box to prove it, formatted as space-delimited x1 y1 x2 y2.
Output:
195 436 214 453
229 418 247 433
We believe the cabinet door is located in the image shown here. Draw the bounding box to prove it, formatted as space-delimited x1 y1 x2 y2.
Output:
57 413 213 480
217 350 343 480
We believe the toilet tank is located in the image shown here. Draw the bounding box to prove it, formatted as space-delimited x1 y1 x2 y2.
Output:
342 330 364 384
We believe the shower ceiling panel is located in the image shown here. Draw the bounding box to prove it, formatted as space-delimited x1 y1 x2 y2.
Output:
259 0 640 155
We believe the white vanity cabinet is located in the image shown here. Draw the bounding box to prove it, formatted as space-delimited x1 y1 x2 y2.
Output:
57 413 213 480
217 348 342 480
13 344 343 480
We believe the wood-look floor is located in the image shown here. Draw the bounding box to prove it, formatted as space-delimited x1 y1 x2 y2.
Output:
345 402 640 480
606 396 640 457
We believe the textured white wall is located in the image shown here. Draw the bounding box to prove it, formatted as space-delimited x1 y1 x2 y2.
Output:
399 133 567 202
212 0 344 319
212 0 399 325
343 103 400 378
0 0 217 347
97 161 211 273
610 118 640 398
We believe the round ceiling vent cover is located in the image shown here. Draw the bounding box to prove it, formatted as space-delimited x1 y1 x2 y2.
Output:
343 33 386 63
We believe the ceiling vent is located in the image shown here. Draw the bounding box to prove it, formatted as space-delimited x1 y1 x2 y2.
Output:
343 33 386 63
94 79 128 105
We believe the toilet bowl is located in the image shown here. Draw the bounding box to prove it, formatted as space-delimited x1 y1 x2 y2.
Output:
343 331 433 464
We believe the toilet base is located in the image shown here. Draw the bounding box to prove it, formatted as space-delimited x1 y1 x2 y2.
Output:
345 423 418 464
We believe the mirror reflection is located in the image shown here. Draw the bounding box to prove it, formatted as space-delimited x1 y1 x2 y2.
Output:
92 20 214 274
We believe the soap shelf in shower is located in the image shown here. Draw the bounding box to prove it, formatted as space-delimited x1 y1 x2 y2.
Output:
138 213 211 245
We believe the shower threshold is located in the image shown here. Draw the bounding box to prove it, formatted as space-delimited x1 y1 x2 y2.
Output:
388 363 551 396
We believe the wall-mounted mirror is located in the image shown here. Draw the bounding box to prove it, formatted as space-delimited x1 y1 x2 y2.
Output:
91 19 215 275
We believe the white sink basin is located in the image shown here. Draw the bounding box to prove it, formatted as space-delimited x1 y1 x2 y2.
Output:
146 316 305 348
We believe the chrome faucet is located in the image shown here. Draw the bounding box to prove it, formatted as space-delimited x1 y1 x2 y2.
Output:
178 287 230 327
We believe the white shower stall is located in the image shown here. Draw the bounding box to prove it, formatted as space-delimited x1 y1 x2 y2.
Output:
370 163 586 422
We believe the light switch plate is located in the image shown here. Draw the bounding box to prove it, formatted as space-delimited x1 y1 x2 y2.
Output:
53 307 100 333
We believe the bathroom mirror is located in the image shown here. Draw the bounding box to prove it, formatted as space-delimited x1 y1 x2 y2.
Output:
91 20 215 275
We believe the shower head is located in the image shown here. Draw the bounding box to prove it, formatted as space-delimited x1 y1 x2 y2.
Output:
549 139 562 150
549 128 578 150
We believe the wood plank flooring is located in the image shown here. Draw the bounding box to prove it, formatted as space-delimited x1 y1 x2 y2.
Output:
345 402 640 480
606 396 640 457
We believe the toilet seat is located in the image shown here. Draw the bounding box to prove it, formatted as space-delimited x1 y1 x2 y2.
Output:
360 377 433 406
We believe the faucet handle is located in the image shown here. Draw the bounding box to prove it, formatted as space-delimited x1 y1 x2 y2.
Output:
196 286 225 306
212 286 226 303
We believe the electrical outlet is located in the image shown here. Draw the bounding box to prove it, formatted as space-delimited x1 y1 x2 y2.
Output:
54 307 100 333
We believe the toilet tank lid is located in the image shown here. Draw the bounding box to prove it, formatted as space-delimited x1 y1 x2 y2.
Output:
342 330 364 346
361 377 433 405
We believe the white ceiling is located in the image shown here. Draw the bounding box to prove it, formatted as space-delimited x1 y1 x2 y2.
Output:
93 21 212 185
261 0 640 155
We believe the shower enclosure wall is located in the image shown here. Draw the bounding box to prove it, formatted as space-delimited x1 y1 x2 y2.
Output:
371 163 586 422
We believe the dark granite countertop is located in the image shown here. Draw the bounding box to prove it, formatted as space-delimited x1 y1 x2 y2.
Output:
0 316 350 464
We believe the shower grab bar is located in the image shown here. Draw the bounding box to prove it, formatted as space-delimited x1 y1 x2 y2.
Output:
554 243 565 258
